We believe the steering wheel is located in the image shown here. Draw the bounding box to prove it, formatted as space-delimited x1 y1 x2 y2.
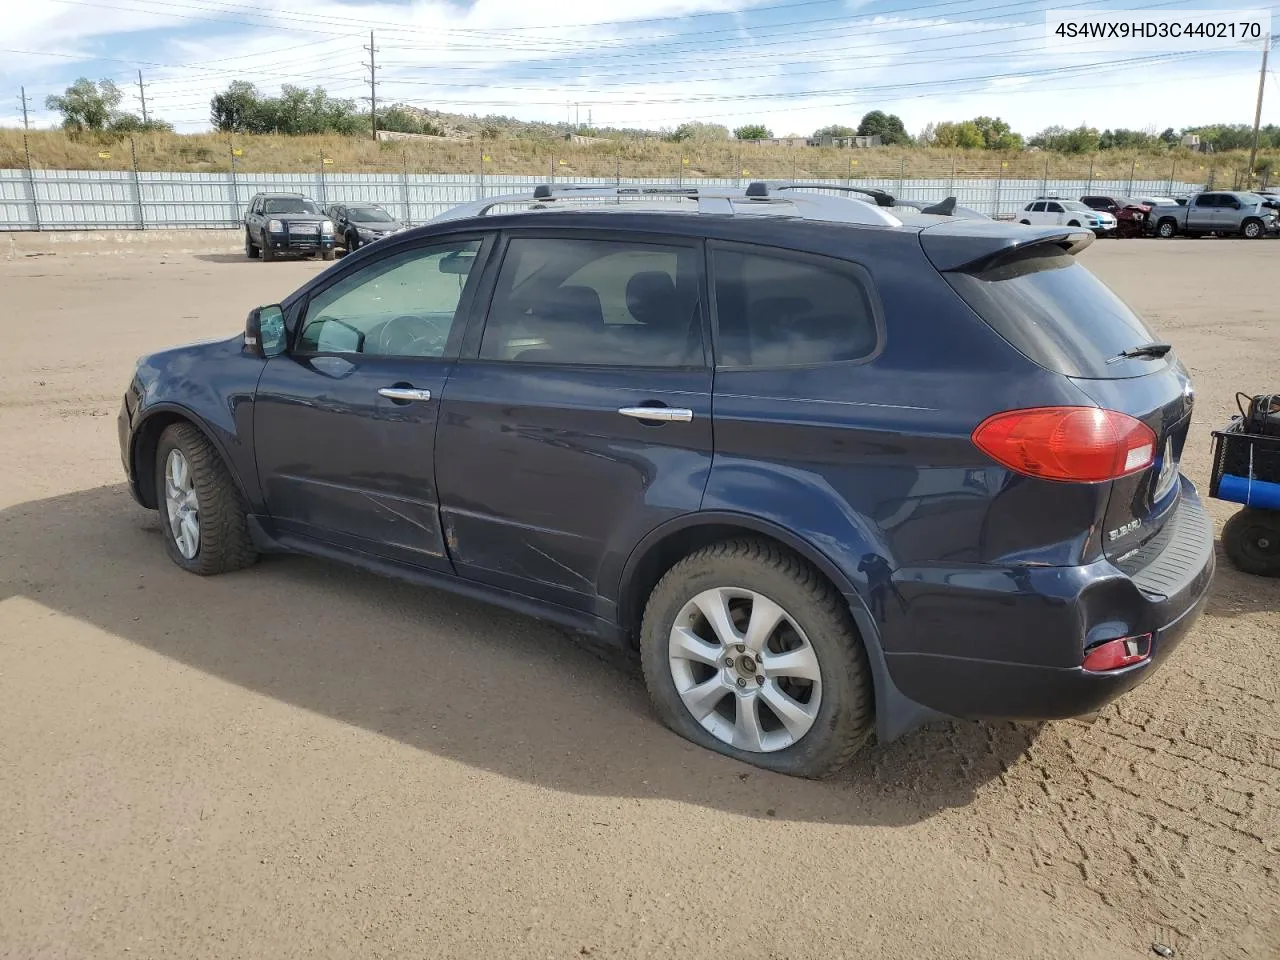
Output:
305 316 364 353
378 315 446 357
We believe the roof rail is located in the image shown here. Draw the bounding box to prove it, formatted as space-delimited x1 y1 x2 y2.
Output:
429 182 904 227
761 181 897 207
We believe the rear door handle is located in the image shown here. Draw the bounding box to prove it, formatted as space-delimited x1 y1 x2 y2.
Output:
378 387 432 403
618 406 694 423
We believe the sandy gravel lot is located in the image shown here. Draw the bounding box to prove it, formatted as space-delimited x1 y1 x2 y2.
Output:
1 236 1277 960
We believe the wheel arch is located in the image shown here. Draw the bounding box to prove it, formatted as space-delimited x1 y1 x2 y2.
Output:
131 404 248 510
616 511 941 744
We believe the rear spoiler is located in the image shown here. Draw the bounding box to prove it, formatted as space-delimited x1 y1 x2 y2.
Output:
918 220 1094 273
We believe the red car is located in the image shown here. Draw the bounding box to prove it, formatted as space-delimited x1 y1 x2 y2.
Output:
1081 195 1152 237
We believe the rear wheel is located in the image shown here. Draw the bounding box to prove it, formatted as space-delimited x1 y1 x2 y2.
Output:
1157 218 1178 238
154 423 258 576
1222 508 1280 577
1242 217 1265 239
639 539 873 779
244 230 259 259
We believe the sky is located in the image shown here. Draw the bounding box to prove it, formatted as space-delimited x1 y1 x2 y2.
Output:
1 0 1277 137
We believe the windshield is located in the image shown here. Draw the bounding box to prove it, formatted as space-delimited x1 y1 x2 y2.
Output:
264 198 320 215
349 206 395 223
946 246 1165 379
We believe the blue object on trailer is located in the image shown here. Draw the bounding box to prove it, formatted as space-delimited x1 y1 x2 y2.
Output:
1216 474 1280 509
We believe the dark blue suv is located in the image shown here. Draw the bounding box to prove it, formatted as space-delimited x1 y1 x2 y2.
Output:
118 183 1214 778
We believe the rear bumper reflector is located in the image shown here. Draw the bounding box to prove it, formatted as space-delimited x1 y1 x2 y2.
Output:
1082 634 1152 672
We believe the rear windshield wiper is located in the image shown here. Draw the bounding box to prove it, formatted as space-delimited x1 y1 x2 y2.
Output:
1108 341 1172 363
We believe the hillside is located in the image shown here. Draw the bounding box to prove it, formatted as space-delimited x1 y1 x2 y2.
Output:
0 128 1270 187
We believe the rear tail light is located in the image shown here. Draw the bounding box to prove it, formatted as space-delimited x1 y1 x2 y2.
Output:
971 407 1156 482
1082 634 1151 672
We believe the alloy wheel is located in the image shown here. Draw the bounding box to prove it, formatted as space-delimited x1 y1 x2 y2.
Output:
164 448 200 560
667 587 822 753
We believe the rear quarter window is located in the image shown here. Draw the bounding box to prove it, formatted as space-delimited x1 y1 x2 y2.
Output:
945 246 1165 379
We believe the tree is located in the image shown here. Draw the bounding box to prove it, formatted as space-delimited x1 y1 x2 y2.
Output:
378 106 444 137
970 116 1023 150
812 124 857 140
46 78 123 132
733 124 773 140
932 120 984 149
666 121 730 142
1159 127 1178 146
1099 128 1157 150
1028 124 1100 153
856 110 910 145
211 81 261 133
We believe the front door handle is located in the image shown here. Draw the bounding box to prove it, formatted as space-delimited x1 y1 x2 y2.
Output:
618 406 694 423
378 386 432 403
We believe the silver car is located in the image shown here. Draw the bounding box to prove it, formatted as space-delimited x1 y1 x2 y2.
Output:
1148 191 1279 239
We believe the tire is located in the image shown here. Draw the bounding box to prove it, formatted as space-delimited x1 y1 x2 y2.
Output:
244 230 259 259
639 538 873 779
1157 219 1178 238
346 231 360 252
1019 219 1031 225
154 422 258 576
321 247 335 261
1068 220 1081 227
1242 217 1264 239
262 242 276 262
1222 508 1280 577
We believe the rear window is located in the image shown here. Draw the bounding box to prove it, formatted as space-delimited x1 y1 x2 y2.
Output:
946 246 1165 379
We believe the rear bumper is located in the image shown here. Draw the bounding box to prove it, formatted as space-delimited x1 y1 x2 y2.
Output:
878 477 1214 721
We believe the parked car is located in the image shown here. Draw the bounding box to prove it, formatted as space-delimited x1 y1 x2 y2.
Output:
244 192 336 261
327 202 406 252
119 182 1213 778
1018 197 1117 234
1080 195 1151 237
1148 191 1279 238
1135 195 1180 209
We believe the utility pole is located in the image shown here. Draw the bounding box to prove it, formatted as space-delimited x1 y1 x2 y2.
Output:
137 70 149 124
18 86 30 130
363 30 378 141
1247 33 1270 182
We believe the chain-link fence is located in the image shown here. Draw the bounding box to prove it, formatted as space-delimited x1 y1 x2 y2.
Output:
0 132 1232 231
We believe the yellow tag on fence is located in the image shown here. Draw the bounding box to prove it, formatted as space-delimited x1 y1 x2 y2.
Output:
682 157 690 166
322 158 334 165
97 151 110 159
483 155 492 163
232 148 243 157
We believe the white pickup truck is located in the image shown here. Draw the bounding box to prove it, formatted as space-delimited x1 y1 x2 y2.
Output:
1149 191 1280 239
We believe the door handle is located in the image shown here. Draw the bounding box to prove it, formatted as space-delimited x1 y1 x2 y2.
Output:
618 406 694 423
378 387 432 403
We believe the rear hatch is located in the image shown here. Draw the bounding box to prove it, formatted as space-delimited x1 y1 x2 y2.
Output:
923 227 1194 562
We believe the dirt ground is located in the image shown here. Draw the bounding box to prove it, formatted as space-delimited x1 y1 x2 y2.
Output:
0 236 1277 960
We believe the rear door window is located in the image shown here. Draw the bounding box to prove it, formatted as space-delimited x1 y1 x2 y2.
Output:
945 246 1166 379
710 244 879 367
478 236 704 367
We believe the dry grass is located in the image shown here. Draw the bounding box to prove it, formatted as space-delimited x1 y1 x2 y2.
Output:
1 128 1271 185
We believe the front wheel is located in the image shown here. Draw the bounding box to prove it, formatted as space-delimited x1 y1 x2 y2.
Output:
154 423 258 576
1157 219 1178 238
320 247 335 261
1068 219 1081 227
1019 219 1031 225
1242 217 1265 239
1222 508 1280 577
639 539 873 779
244 230 259 259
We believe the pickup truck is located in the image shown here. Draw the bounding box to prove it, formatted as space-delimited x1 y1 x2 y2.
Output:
1148 191 1279 239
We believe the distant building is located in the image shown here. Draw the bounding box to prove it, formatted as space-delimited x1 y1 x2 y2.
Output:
565 133 614 145
814 134 883 148
747 136 812 147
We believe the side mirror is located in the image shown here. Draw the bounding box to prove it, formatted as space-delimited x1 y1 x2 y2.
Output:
245 305 287 358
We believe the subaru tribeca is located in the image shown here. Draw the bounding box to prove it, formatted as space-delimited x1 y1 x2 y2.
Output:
118 183 1214 778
